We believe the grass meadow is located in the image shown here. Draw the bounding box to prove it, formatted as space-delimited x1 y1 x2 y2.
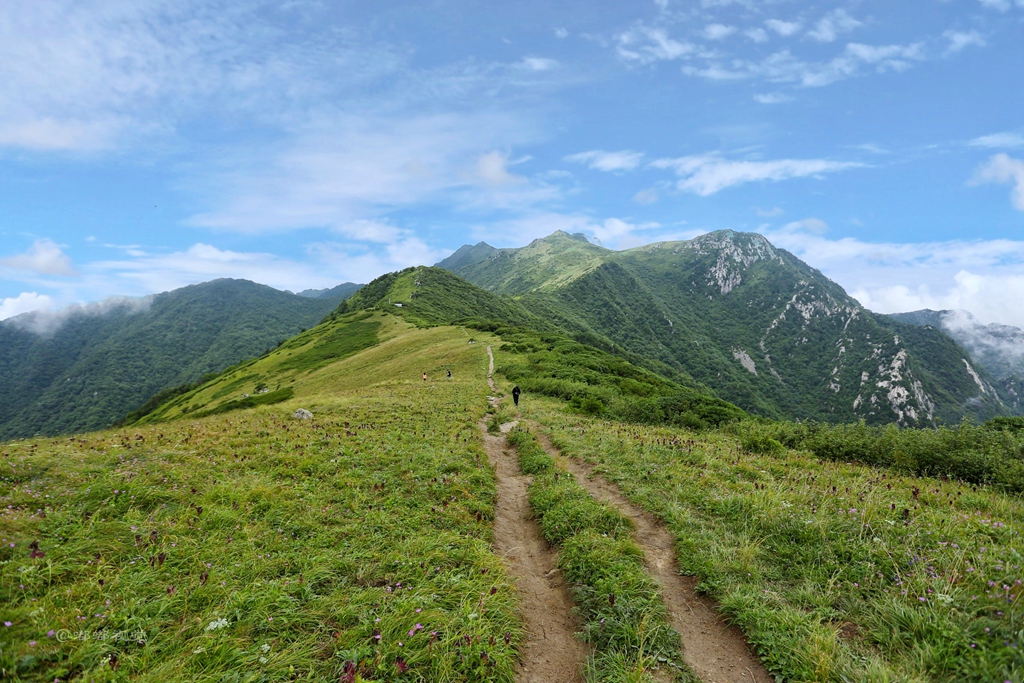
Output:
1 324 524 682
514 391 1024 683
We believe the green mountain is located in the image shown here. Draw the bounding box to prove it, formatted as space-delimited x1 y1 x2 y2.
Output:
440 230 1011 425
142 265 744 431
295 282 363 300
0 278 356 440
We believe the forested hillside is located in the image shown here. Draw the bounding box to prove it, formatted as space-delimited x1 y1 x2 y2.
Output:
0 279 355 440
441 230 1014 425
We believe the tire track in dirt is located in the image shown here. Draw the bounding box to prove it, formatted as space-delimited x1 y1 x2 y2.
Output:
532 427 773 683
483 346 586 683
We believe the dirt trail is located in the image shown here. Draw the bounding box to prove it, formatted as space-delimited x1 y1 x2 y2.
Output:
483 346 586 682
533 429 772 683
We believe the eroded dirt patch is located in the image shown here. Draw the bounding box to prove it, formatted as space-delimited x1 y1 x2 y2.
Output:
533 429 773 683
483 346 585 682
480 424 586 683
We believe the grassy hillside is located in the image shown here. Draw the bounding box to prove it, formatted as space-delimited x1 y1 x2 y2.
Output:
501 387 1024 682
1 318 527 682
0 279 355 441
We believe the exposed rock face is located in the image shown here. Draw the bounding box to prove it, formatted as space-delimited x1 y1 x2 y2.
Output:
292 409 313 420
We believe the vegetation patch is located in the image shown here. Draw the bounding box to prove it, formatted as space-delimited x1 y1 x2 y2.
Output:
522 395 1024 683
509 427 689 681
496 328 745 430
0 325 523 682
728 418 1024 493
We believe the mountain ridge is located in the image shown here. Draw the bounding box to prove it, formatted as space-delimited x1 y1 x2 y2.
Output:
439 230 1013 425
0 278 357 440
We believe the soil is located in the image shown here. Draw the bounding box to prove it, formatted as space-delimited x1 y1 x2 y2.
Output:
483 347 587 682
533 429 774 683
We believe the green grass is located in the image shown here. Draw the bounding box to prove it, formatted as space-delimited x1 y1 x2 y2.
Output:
507 426 692 682
518 395 1024 683
0 321 524 682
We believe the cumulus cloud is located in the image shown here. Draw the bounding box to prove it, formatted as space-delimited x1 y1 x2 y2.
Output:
943 30 987 54
765 19 802 37
477 151 528 186
973 154 1024 210
564 149 645 172
704 24 737 40
738 28 764 44
0 292 54 321
760 225 1024 328
807 9 863 43
650 154 863 195
0 239 78 276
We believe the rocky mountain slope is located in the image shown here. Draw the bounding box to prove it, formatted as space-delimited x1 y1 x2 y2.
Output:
0 279 355 440
440 230 1012 425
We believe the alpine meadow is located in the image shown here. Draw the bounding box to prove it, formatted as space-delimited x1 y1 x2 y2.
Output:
4 243 1024 682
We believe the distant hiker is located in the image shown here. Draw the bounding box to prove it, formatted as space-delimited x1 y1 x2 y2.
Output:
447 369 452 379
423 372 427 381
512 386 521 407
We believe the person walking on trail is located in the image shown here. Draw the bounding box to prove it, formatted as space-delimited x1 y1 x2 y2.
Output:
512 385 521 407
423 372 427 381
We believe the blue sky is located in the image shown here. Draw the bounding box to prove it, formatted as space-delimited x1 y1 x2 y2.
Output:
1 0 1023 326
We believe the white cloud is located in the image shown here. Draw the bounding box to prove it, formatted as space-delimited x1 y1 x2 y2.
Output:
807 10 863 43
978 0 1024 10
616 26 694 63
477 151 528 186
0 239 78 276
564 149 645 172
84 239 444 297
781 217 829 234
650 154 863 195
184 110 547 233
682 40 927 87
519 57 559 71
745 28 769 43
943 30 987 54
4 295 151 336
970 132 1024 149
0 292 53 321
765 19 802 37
756 206 784 217
633 188 659 205
753 92 792 104
555 28 569 39
704 24 737 41
973 154 1024 210
760 226 1024 328
0 2 409 152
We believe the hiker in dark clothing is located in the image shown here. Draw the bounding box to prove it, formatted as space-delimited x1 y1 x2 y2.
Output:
447 369 452 379
512 386 521 407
